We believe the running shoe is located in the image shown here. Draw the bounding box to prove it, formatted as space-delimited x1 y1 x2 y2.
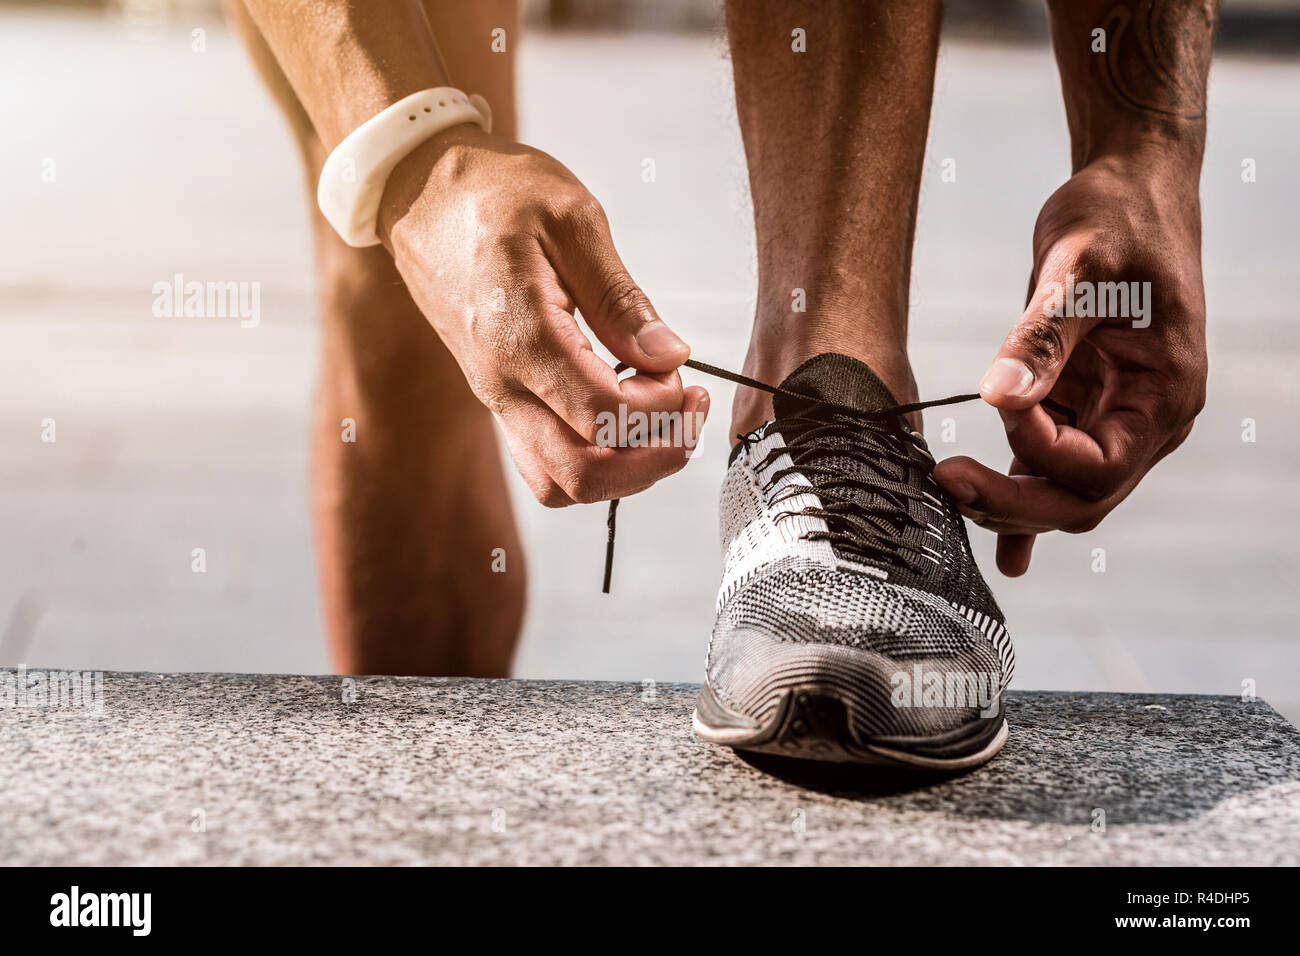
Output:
693 353 1013 769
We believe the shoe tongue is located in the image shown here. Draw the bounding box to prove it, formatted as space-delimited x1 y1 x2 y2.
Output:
772 353 901 419
768 353 927 575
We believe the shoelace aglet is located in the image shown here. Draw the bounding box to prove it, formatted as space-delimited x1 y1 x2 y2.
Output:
601 498 620 594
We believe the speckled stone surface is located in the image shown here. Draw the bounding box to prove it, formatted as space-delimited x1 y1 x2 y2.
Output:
2 670 1298 865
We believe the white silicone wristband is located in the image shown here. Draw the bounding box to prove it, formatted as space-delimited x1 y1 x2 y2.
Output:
317 87 492 248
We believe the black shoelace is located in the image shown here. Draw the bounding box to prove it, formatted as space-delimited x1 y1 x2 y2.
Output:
600 358 1075 592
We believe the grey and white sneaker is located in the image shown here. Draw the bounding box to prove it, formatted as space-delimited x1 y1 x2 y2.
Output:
693 353 1013 769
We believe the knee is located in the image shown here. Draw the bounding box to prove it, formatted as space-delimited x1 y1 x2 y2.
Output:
316 248 446 401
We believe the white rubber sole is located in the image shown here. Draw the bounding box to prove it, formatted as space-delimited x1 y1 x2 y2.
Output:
693 697 1010 771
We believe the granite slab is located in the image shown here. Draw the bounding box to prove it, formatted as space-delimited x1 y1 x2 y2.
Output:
2 670 1297 865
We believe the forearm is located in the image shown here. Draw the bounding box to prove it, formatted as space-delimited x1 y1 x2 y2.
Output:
240 0 452 150
1046 0 1217 179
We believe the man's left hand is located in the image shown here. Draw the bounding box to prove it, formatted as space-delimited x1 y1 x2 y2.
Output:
933 155 1208 576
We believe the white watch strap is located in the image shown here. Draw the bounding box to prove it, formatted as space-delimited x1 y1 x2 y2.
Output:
317 87 492 248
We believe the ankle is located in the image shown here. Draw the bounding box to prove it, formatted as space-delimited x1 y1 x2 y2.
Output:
730 341 917 440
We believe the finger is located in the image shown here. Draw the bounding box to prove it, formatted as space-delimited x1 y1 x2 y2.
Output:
544 198 690 372
996 534 1035 577
491 279 690 445
680 386 711 460
997 401 1157 501
955 419 1191 535
510 388 710 505
980 254 1096 411
934 455 1112 535
526 327 690 445
995 456 1037 576
585 383 710 451
496 414 576 508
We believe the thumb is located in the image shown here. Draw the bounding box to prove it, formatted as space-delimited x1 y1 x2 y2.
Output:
549 205 689 374
981 269 1091 411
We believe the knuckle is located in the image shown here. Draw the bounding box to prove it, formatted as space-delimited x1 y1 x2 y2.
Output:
464 367 518 417
1181 365 1208 418
595 273 650 329
556 463 607 505
1064 511 1104 534
1155 355 1207 424
544 193 605 234
536 378 604 440
1075 475 1119 504
1161 418 1197 455
1066 459 1129 503
1071 243 1121 279
1009 318 1068 370
511 454 570 508
533 481 571 509
566 194 607 228
969 510 1010 531
955 490 1002 526
1167 339 1208 377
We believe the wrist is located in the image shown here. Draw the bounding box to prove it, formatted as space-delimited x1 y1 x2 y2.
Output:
376 123 494 248
1070 121 1205 185
1076 143 1201 206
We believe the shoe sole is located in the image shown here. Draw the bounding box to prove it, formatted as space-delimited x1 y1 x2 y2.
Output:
693 686 1008 771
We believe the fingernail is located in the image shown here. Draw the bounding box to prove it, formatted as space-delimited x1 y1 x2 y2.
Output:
947 481 978 506
684 393 709 456
981 358 1035 399
635 321 685 359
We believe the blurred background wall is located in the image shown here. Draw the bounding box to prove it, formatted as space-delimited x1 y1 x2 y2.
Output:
17 0 1300 47
2 1 1297 723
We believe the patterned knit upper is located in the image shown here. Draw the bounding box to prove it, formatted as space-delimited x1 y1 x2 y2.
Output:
706 353 1013 737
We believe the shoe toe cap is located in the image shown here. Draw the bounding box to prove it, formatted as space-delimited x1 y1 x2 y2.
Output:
712 630 997 735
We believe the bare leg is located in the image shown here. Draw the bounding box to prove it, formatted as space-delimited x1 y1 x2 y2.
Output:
726 0 942 434
227 0 524 676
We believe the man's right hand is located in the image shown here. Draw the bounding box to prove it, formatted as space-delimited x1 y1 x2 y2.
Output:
376 124 710 507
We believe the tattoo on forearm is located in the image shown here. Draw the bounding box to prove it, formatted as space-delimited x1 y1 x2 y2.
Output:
1098 1 1216 120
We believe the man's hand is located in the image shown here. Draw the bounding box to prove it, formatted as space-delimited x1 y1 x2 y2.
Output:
935 0 1215 575
378 125 709 507
237 2 708 506
934 155 1207 575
